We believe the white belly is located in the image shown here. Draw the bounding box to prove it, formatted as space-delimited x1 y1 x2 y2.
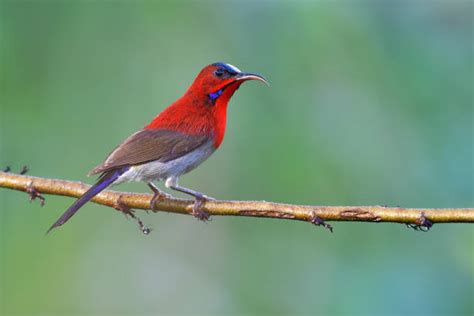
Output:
114 140 215 184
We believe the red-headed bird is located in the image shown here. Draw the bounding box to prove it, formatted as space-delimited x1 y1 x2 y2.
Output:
47 62 267 233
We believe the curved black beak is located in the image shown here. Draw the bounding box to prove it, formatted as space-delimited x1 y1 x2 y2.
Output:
236 72 269 86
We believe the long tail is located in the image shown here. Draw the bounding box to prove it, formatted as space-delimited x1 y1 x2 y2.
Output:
46 168 128 234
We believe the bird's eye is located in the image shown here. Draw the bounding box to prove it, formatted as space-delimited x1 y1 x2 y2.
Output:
214 69 225 77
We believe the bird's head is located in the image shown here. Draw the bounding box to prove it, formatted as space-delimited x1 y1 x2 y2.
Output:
187 62 268 104
146 62 267 147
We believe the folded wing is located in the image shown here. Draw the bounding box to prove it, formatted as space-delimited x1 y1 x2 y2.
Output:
89 129 211 175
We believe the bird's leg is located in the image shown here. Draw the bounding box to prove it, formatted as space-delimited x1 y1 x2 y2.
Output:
165 177 214 221
147 182 172 211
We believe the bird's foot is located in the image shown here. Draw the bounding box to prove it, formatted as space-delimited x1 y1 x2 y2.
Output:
114 195 151 235
26 182 45 206
191 195 214 221
406 212 433 232
309 212 333 233
148 183 173 211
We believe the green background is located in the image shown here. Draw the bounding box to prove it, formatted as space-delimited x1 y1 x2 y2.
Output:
1 1 472 315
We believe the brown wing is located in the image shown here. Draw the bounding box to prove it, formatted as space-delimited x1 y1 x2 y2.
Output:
89 129 211 175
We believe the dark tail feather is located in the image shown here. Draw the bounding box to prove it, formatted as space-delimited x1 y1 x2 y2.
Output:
46 168 128 234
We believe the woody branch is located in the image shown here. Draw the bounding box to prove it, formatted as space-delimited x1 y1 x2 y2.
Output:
1 171 473 232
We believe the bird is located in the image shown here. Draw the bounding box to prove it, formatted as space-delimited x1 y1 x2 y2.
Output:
47 62 268 233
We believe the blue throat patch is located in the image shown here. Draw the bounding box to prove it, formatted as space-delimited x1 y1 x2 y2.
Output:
209 89 223 101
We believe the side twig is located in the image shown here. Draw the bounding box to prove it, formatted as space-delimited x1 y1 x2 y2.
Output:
0 172 473 231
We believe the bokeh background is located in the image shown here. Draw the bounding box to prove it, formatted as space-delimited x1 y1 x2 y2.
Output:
1 1 473 315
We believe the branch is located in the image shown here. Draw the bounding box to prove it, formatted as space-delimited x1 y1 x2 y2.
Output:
1 171 473 232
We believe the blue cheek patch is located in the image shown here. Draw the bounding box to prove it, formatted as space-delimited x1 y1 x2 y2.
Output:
209 89 223 101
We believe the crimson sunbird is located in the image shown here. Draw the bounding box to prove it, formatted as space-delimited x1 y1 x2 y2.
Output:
48 62 267 233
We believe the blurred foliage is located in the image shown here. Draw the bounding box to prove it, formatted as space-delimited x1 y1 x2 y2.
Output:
0 1 473 316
